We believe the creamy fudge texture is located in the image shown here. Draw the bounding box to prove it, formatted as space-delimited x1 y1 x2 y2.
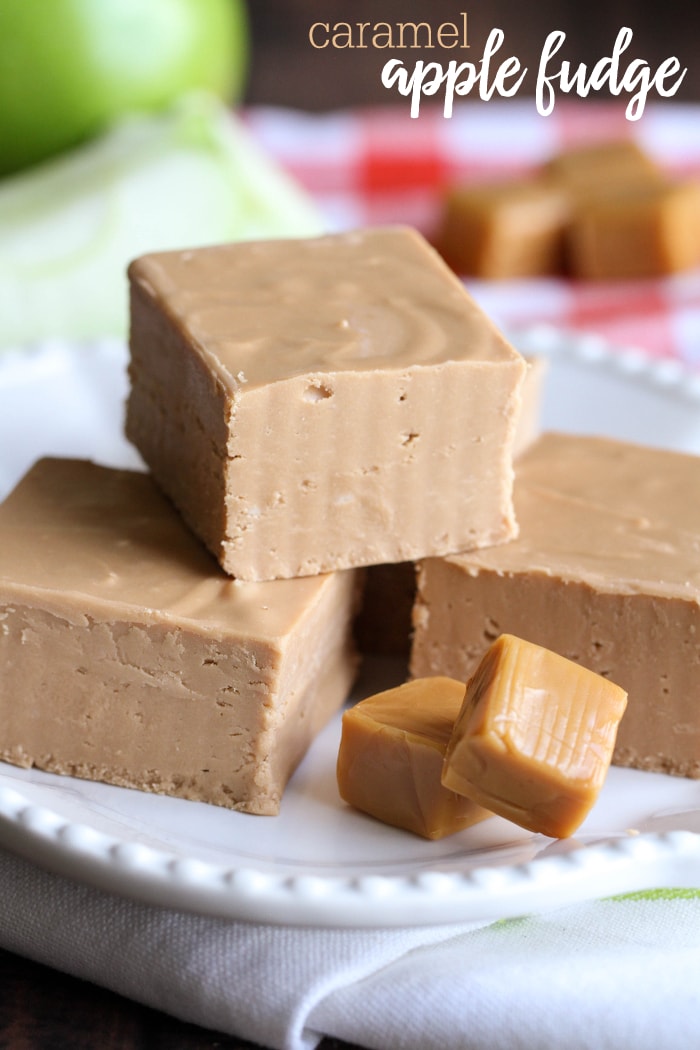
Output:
126 226 526 582
354 355 547 658
0 459 358 814
442 634 627 838
411 433 700 778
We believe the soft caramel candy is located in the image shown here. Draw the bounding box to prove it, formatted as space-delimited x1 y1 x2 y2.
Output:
354 355 547 659
442 634 627 838
337 677 492 840
568 180 700 279
544 140 663 197
437 177 571 278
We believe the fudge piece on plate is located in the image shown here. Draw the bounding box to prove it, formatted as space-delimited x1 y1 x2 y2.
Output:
0 458 359 814
411 432 700 778
126 226 526 582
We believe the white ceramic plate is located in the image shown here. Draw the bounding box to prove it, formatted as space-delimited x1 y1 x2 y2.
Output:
0 333 699 929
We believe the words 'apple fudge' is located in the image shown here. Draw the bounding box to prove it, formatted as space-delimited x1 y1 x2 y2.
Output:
126 226 526 582
411 433 700 779
0 459 358 814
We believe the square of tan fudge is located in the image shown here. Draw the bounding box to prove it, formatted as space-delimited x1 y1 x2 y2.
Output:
437 178 571 279
569 181 700 279
410 432 700 780
126 226 526 582
0 458 358 814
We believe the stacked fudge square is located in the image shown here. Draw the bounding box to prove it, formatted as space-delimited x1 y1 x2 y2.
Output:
1 225 699 819
0 227 524 815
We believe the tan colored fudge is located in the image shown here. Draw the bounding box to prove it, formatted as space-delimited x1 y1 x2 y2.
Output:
442 634 627 838
337 677 492 839
354 355 547 657
437 177 571 278
126 226 526 582
0 458 359 814
411 433 700 778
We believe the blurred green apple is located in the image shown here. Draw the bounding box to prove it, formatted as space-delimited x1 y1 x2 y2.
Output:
0 0 249 176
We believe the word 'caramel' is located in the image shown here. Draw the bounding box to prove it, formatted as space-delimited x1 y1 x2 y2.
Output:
442 634 628 838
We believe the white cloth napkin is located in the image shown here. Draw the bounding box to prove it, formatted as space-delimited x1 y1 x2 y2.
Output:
2 845 699 1050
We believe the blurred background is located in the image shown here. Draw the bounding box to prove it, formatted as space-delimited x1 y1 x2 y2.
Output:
1 0 699 355
244 1 700 108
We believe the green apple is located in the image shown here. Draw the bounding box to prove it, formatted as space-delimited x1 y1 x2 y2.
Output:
0 0 249 176
0 95 324 348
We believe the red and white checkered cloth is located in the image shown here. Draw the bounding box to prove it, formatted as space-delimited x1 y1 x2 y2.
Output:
246 100 700 370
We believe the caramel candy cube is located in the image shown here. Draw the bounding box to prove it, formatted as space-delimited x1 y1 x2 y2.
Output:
437 178 571 278
337 677 492 839
569 181 700 279
544 140 662 196
126 226 526 582
442 635 628 838
0 458 359 815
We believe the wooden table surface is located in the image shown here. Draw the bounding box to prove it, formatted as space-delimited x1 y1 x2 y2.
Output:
0 947 363 1049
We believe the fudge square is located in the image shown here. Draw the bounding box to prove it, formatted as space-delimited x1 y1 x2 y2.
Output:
126 226 526 582
411 433 700 779
0 458 359 814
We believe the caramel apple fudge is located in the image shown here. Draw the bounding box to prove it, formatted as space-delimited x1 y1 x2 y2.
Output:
337 676 492 840
0 458 359 814
353 355 547 657
411 433 700 778
126 226 526 582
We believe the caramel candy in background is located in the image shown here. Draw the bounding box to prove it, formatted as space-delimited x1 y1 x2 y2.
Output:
127 226 526 583
437 178 571 279
569 180 700 279
437 138 700 280
441 634 628 839
543 140 663 195
411 432 700 780
337 677 492 840
0 458 359 815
